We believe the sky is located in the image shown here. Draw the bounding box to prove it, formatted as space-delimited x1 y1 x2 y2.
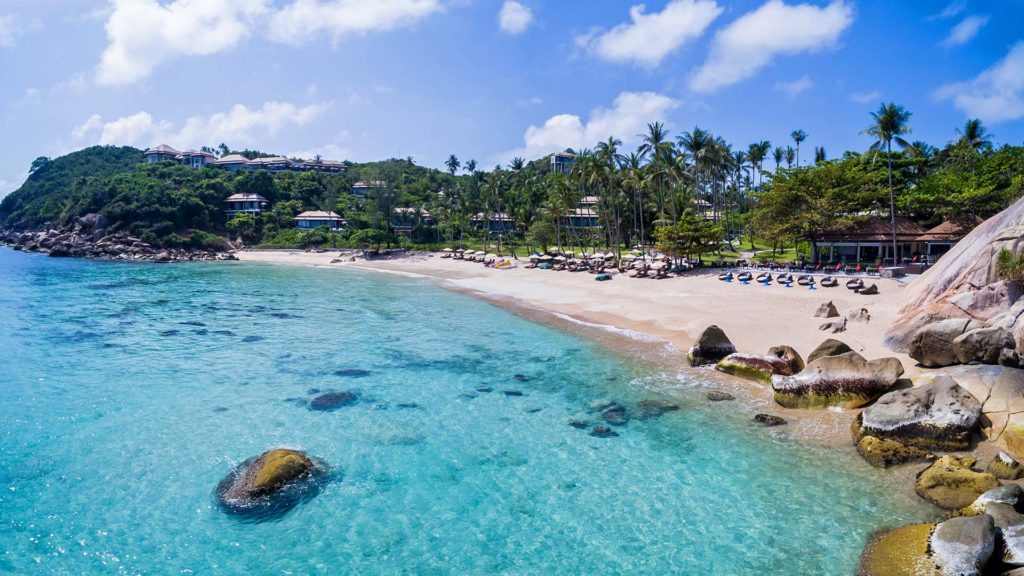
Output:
0 0 1022 196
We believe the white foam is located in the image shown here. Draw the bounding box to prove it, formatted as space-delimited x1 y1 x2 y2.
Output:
551 312 675 350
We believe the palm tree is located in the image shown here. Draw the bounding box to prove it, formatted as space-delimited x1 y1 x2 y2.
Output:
772 146 784 173
862 102 913 266
955 118 993 153
623 152 648 253
790 129 807 166
445 154 460 176
784 146 795 169
814 146 826 164
679 127 713 214
464 159 477 175
639 122 673 221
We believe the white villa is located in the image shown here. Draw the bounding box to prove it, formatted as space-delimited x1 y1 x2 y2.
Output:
295 211 346 232
224 193 268 217
351 181 386 198
145 145 346 174
550 150 576 175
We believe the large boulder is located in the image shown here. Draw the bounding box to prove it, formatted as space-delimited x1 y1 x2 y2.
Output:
953 326 1016 365
687 325 736 366
915 456 1001 510
941 365 1024 456
909 318 985 368
855 436 931 468
930 514 995 576
814 301 839 318
852 375 982 451
985 502 1024 567
771 355 904 409
956 484 1024 517
857 522 940 576
715 345 804 384
806 338 863 364
217 448 316 503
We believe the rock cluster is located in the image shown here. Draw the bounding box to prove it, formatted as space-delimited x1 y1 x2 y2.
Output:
0 215 236 262
915 456 1000 510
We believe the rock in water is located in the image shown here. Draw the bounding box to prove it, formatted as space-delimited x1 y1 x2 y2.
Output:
857 522 938 576
687 325 736 366
987 452 1024 480
771 355 904 409
601 404 629 425
635 399 679 419
217 449 317 505
855 436 931 468
753 413 787 426
930 514 995 576
915 456 1001 510
814 301 839 318
309 391 359 411
706 390 735 401
715 346 805 384
589 425 618 438
806 339 863 364
852 375 982 451
953 326 1016 365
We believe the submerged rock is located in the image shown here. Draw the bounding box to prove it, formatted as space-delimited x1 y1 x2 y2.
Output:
706 390 735 401
753 413 787 426
635 399 679 420
216 449 317 505
987 452 1024 480
601 404 629 426
334 368 372 378
716 346 804 384
852 375 982 451
915 456 1001 510
309 391 359 411
772 355 904 409
568 419 590 429
930 514 995 576
589 425 618 438
857 522 939 576
855 436 931 468
687 325 736 366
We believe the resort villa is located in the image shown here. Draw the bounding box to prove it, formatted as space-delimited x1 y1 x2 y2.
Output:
471 212 514 233
294 211 346 232
223 193 268 217
550 150 576 175
567 196 600 228
351 181 386 198
814 216 969 265
145 145 346 174
392 207 432 235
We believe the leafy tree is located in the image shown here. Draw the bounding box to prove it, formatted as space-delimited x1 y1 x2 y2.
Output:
225 213 257 243
525 220 554 252
653 211 724 264
29 157 51 174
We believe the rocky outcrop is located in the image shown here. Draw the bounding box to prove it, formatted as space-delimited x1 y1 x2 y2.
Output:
855 436 931 468
217 449 317 504
771 354 904 409
0 221 236 262
956 485 1023 517
909 318 986 368
915 456 1001 510
930 514 995 576
852 375 982 451
715 346 804 384
987 452 1023 480
941 365 1024 458
687 325 736 366
953 326 1016 365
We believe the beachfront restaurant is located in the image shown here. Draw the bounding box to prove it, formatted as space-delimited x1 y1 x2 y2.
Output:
295 211 346 232
816 216 927 265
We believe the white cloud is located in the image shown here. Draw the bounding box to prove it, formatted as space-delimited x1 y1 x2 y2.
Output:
72 101 329 149
0 14 18 47
498 1 532 35
850 90 881 104
97 0 269 85
774 75 813 98
690 0 853 93
577 0 722 67
935 42 1024 124
497 91 679 162
930 0 965 20
941 14 988 48
288 132 354 161
268 0 442 44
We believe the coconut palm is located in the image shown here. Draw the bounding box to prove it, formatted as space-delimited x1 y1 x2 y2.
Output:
955 118 993 153
784 146 795 169
772 146 784 173
639 122 673 220
679 127 713 214
814 146 826 164
445 154 460 176
790 129 807 166
862 102 913 266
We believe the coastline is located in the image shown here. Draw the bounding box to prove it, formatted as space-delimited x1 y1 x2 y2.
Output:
233 249 923 455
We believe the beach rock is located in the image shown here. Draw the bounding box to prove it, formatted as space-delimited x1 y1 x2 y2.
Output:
942 365 1024 455
930 514 995 576
987 452 1023 480
806 339 863 364
771 355 904 409
601 404 629 426
218 449 316 502
852 375 982 451
984 502 1024 566
819 318 847 334
909 318 985 368
956 485 1024 517
589 425 618 438
716 346 805 384
848 308 871 323
687 325 736 366
815 301 839 318
953 326 1016 365
753 413 787 426
915 456 1001 510
855 436 931 468
706 390 735 401
1002 348 1023 368
635 399 679 419
309 391 359 411
857 522 939 576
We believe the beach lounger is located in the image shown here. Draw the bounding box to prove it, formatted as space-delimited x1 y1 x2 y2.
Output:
846 278 865 292
820 276 838 288
860 283 879 295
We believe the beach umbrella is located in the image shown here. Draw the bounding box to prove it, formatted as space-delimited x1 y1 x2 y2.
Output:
552 256 566 261
630 249 642 256
539 254 552 260
455 248 465 253
475 251 486 256
485 253 498 259
443 248 453 252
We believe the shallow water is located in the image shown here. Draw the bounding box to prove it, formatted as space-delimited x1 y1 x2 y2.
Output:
0 249 934 575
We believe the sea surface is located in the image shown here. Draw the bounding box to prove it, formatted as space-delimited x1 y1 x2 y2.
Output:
0 248 934 575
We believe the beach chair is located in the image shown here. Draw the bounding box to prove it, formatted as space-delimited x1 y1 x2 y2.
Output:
820 276 838 288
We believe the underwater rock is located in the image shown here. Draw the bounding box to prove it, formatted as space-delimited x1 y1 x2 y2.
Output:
635 399 679 419
852 375 981 451
855 436 931 468
687 325 736 367
568 419 590 429
915 456 1001 510
241 335 264 342
589 425 618 438
716 346 804 384
771 354 904 409
706 390 735 401
309 391 359 411
601 404 629 426
476 386 494 393
334 368 372 378
987 452 1024 480
753 413 787 426
502 389 525 397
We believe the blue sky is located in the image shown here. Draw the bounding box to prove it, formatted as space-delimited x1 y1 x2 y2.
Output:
0 0 1022 196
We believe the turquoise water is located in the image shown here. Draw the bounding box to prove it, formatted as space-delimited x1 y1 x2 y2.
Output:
0 248 933 575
